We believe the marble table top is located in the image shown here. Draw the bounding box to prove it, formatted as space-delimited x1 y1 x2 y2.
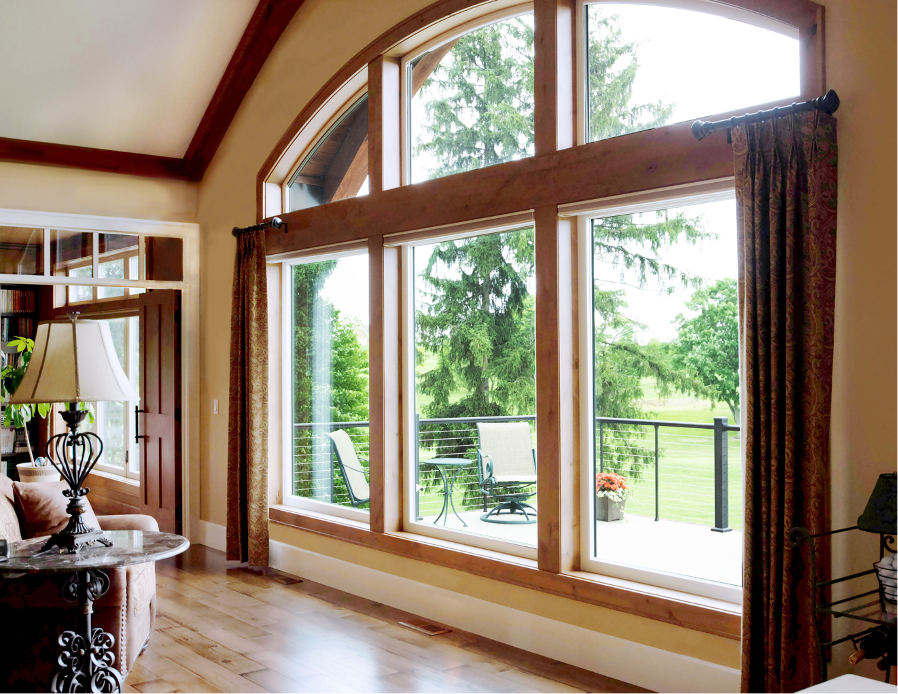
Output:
0 531 189 574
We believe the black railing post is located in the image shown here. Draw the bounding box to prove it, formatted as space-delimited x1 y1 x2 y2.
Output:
415 413 423 521
654 424 659 522
599 420 604 473
328 427 335 504
712 417 732 532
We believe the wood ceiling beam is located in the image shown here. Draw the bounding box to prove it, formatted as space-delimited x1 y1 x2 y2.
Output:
0 137 189 180
183 0 308 181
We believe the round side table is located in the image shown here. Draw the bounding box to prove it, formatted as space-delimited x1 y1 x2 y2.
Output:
0 530 189 693
423 458 472 527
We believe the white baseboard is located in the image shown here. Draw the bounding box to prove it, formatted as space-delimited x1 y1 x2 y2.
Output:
269 539 739 693
194 520 226 552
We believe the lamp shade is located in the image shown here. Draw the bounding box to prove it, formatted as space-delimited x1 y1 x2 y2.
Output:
7 319 139 404
857 472 897 535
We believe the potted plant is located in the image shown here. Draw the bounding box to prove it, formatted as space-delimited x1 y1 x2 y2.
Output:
595 471 635 522
0 336 92 482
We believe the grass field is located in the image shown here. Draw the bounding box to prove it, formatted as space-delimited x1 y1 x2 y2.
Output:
609 378 742 529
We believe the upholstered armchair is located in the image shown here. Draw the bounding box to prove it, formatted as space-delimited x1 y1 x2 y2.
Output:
0 475 158 692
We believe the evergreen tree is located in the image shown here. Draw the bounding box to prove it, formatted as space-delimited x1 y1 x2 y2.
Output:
414 10 709 486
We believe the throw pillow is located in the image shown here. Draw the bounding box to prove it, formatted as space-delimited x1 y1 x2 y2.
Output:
0 474 22 542
13 480 100 538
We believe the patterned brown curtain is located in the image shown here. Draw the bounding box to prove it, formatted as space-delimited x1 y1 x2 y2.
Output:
735 111 838 693
227 229 269 566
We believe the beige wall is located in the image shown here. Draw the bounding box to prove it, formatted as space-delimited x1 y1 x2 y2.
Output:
0 161 197 222
196 0 897 675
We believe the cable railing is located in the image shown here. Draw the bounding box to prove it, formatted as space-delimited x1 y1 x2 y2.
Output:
291 414 740 530
595 416 741 531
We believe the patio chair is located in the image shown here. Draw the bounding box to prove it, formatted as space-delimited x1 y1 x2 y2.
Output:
476 421 537 524
325 430 370 508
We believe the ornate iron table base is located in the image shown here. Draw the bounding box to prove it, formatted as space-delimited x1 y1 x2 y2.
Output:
51 569 123 693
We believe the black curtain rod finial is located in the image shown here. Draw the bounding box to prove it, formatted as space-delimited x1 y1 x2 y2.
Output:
691 90 840 141
232 216 286 237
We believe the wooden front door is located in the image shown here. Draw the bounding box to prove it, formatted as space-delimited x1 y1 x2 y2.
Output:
138 290 181 533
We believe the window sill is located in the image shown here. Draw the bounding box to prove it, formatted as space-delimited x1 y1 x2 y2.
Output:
269 505 740 640
87 468 140 488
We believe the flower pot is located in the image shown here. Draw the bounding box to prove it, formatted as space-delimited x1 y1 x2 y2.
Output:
16 463 61 484
596 495 624 522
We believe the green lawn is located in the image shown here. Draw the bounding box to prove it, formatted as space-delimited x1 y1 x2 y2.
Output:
601 378 742 529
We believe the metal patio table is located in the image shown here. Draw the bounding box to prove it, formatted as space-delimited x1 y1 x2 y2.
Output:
423 457 472 527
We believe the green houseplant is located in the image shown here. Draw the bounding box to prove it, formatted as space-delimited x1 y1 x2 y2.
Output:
1 337 51 465
0 336 93 472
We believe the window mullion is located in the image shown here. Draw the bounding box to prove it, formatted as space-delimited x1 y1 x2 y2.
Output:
534 0 576 155
368 56 401 194
535 205 577 573
368 236 401 533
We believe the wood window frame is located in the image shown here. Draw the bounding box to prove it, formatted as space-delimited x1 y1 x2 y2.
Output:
260 0 825 639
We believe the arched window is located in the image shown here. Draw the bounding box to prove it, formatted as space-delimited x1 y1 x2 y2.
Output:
262 0 822 612
286 93 369 212
407 10 535 183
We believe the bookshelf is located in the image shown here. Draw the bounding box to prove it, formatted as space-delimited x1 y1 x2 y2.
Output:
0 284 39 480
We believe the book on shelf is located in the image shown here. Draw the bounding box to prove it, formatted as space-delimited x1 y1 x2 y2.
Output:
0 289 36 314
1 317 34 341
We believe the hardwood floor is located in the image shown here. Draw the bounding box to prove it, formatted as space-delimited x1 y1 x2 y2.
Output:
128 545 647 693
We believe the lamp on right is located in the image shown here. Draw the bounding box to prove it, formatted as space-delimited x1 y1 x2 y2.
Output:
858 472 897 535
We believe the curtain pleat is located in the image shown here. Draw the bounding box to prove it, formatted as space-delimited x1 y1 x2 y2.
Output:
735 111 838 693
227 229 269 567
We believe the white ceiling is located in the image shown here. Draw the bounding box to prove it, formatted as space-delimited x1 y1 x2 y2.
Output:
0 0 258 158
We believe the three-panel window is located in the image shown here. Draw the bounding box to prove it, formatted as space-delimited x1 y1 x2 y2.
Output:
275 0 804 602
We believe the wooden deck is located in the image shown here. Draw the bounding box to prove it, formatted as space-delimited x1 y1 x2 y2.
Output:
129 545 646 693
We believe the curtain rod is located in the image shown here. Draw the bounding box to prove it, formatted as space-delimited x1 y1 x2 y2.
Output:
691 90 840 141
232 217 285 237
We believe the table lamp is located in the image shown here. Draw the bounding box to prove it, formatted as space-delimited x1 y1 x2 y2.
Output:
857 472 897 536
8 315 139 553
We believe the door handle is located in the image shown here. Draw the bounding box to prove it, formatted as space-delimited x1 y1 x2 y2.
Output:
135 406 147 444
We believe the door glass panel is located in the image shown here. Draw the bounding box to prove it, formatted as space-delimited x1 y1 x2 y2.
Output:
67 273 93 304
585 3 799 143
99 259 126 299
0 227 44 276
290 254 370 511
92 315 139 478
287 94 370 212
409 12 535 183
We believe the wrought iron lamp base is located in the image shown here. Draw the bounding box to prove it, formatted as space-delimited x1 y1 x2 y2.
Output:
42 529 112 554
42 407 115 554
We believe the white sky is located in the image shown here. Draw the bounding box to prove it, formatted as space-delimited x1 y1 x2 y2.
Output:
320 253 369 324
595 198 737 342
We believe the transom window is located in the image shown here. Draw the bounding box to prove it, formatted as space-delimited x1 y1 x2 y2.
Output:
408 11 535 184
583 2 800 143
286 94 370 212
